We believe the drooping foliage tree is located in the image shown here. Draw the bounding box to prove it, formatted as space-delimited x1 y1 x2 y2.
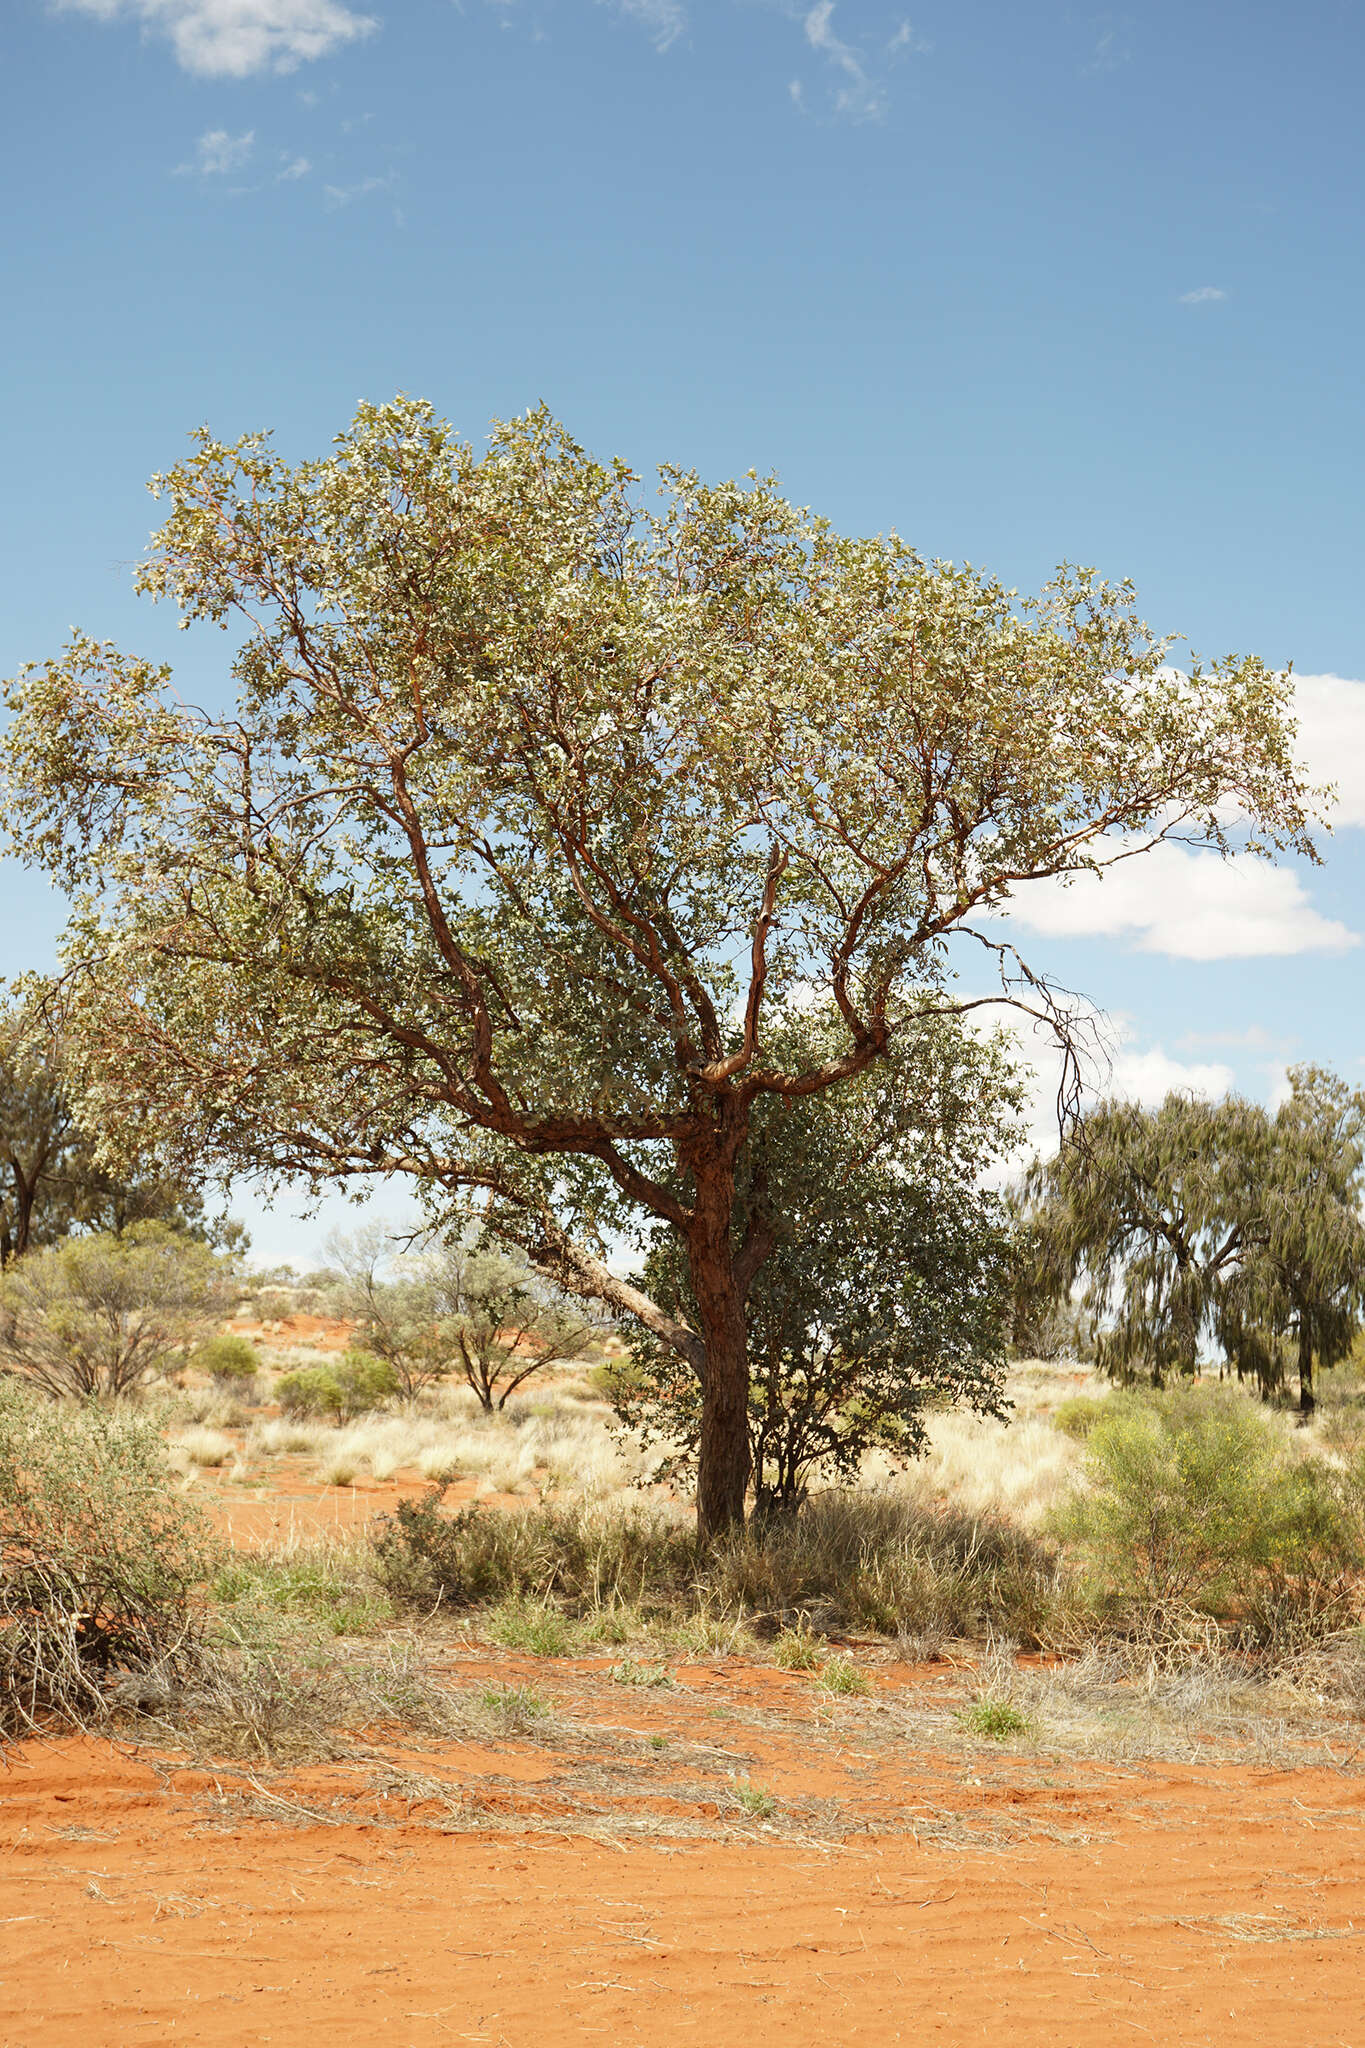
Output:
1217 1069 1365 1413
0 400 1318 1531
1026 1068 1365 1412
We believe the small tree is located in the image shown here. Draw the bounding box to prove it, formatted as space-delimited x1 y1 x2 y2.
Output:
324 1224 459 1402
617 1013 1021 1510
0 1224 229 1399
1024 1093 1270 1385
427 1242 599 1412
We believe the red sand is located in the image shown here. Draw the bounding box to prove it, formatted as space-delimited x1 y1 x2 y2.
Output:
4 1718 1365 2045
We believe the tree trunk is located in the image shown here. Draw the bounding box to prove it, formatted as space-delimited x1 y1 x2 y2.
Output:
1297 1313 1315 1418
688 1174 753 1541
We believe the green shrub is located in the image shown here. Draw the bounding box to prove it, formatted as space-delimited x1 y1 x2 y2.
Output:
1051 1396 1112 1440
1055 1389 1365 1646
0 1383 219 1736
816 1654 871 1697
961 1697 1028 1739
731 1777 778 1818
194 1334 260 1385
276 1350 399 1421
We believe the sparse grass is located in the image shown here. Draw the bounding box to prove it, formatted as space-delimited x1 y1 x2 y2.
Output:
171 1426 235 1469
477 1682 550 1729
213 1538 394 1638
610 1659 672 1688
486 1600 578 1656
731 1777 778 1819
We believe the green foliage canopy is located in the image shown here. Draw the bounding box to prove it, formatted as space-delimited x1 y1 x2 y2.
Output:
618 1010 1021 1510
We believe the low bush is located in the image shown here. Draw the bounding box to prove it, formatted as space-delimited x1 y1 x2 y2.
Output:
194 1334 260 1388
1055 1388 1365 1648
371 1484 1062 1643
0 1383 219 1738
960 1697 1029 1739
1051 1396 1112 1440
276 1350 399 1421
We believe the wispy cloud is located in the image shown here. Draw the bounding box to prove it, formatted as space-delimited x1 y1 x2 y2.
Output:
600 0 686 53
177 126 255 175
1179 284 1227 304
802 0 882 120
1086 13 1133 73
55 0 377 79
323 170 398 206
277 153 312 179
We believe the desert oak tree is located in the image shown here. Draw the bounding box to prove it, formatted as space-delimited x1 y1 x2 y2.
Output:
0 401 1320 1532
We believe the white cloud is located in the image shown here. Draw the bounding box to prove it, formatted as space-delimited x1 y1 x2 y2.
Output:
600 0 686 52
1293 673 1365 828
1002 839 1358 959
56 0 377 79
277 153 312 179
181 126 254 174
803 0 884 120
973 1005 1239 1173
1106 1044 1235 1104
1179 285 1227 304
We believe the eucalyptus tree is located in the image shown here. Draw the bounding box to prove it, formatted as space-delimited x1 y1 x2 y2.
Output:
0 400 1318 1533
618 1009 1021 1511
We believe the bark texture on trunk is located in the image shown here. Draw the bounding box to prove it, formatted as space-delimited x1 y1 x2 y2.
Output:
687 1147 754 1541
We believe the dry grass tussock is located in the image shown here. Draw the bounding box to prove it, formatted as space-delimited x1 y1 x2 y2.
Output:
233 1382 660 1497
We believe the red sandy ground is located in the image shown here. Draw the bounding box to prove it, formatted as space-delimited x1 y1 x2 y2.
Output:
4 1675 1365 2046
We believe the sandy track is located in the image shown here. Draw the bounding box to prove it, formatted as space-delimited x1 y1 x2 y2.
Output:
4 1725 1365 2047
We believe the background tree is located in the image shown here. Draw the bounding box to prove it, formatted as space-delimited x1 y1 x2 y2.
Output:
0 1224 230 1399
0 1000 241 1265
1026 1070 1365 1410
1218 1068 1365 1414
1024 1094 1270 1385
0 400 1317 1532
616 1011 1021 1511
323 1223 456 1401
326 1224 598 1407
424 1241 600 1413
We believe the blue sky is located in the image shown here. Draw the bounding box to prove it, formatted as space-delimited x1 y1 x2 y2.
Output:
3 0 1364 1261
